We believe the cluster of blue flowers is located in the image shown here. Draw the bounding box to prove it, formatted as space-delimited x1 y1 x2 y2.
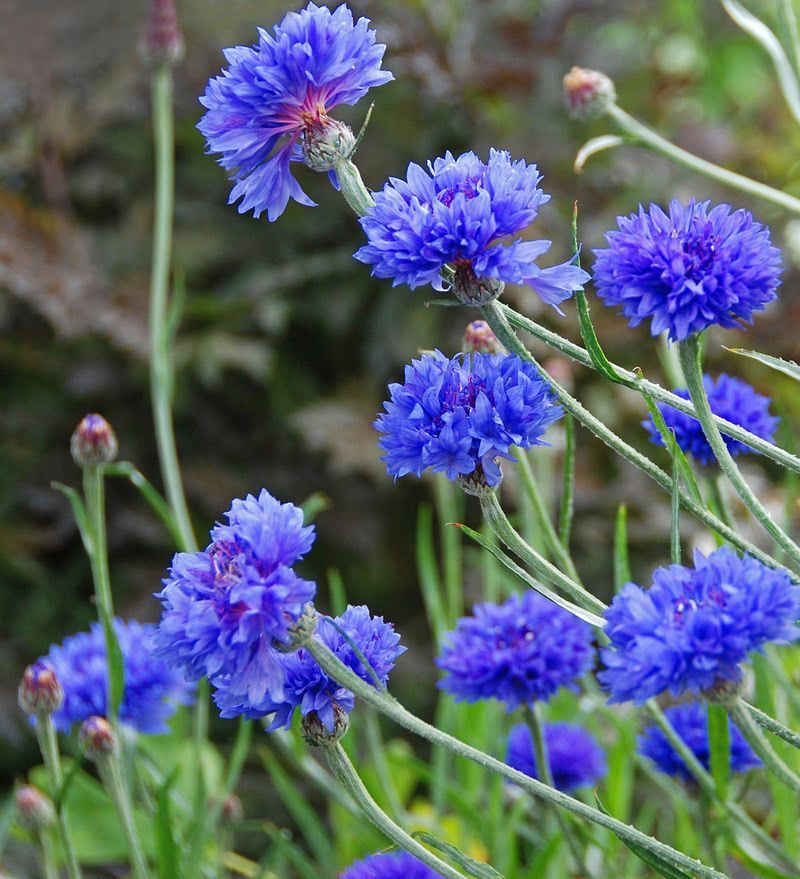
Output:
340 851 438 879
638 702 760 781
375 351 562 488
437 591 595 710
38 619 193 734
599 546 800 704
644 373 779 466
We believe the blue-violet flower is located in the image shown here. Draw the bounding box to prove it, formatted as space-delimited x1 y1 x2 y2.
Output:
375 351 562 488
599 546 800 704
198 3 392 220
340 851 438 879
355 149 590 306
437 591 595 710
506 721 607 792
644 373 778 466
639 702 760 781
592 199 782 341
154 489 316 704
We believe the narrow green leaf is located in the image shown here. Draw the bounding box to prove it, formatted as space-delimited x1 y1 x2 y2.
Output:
327 568 348 617
104 462 184 549
0 794 16 860
102 615 126 718
613 505 631 591
707 704 731 803
51 481 94 558
671 458 682 565
300 491 330 524
558 415 576 546
411 831 505 879
573 134 625 172
416 504 447 641
155 769 180 879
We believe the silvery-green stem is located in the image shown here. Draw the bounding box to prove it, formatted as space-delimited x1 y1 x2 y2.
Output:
324 742 467 879
35 717 83 879
305 637 730 879
678 334 800 568
97 753 152 879
39 829 59 879
479 490 607 616
744 700 800 750
335 159 375 217
605 102 800 216
728 698 800 797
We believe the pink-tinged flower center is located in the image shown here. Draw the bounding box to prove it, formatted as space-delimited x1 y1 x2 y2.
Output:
436 173 485 207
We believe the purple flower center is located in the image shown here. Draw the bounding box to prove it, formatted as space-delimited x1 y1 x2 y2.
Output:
673 224 721 282
436 174 484 207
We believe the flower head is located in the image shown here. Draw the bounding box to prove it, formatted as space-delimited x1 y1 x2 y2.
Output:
506 721 607 792
355 149 589 307
198 3 392 221
154 489 316 704
18 662 63 716
214 605 404 731
340 851 439 879
40 619 193 734
437 591 595 710
639 702 760 781
599 547 800 705
593 199 782 341
644 373 778 466
71 414 118 467
375 351 562 488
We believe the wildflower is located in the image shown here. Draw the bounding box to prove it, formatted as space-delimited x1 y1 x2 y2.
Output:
463 320 504 354
437 592 595 710
198 3 392 221
639 702 760 781
563 67 616 118
214 605 404 732
340 851 439 879
39 619 192 734
506 721 607 792
644 373 778 466
599 546 800 705
141 0 184 65
18 663 63 717
70 414 118 467
592 199 782 341
79 716 118 759
154 489 317 703
375 351 562 489
16 786 55 832
355 149 589 306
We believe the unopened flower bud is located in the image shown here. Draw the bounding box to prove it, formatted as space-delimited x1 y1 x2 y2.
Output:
301 118 356 172
563 67 616 118
702 677 744 708
79 716 118 759
18 663 63 716
273 603 319 652
71 414 118 467
301 705 349 746
463 320 505 355
452 261 504 306
220 794 243 824
141 0 185 65
15 786 55 832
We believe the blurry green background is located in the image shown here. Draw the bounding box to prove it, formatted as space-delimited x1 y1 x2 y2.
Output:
1 0 799 789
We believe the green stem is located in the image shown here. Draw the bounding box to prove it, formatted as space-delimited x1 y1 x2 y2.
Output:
363 708 407 824
35 717 83 879
335 158 375 217
678 335 800 567
728 697 800 797
324 742 467 879
705 476 734 530
559 416 576 547
97 754 152 879
605 102 800 216
39 829 59 879
305 637 730 879
479 490 607 615
743 700 800 750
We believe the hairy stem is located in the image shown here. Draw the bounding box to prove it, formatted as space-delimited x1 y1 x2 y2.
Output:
729 698 800 797
97 754 152 879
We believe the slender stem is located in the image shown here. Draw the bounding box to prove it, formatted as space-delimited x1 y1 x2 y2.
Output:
35 717 83 879
559 416 576 547
39 830 59 879
485 302 797 580
324 742 467 879
149 63 197 556
305 637 730 879
97 755 152 879
729 697 800 796
780 0 800 78
363 708 407 823
605 103 800 216
705 476 734 530
743 700 800 750
334 158 375 217
479 490 607 615
678 335 800 567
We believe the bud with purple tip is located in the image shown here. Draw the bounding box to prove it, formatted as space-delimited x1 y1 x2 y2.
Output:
18 663 63 717
462 320 505 355
79 716 118 759
16 785 56 832
70 414 118 467
141 0 184 65
563 67 616 118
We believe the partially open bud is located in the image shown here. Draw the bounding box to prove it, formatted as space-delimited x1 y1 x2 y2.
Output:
18 663 63 717
563 67 616 118
301 705 349 746
71 414 118 467
141 0 185 65
463 320 505 355
301 118 356 172
458 463 499 498
273 603 319 653
79 716 118 760
16 786 55 832
453 261 504 306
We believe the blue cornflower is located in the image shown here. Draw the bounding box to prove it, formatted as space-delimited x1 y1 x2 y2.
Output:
639 702 760 781
593 199 782 341
340 851 438 879
644 373 778 466
375 351 563 488
39 619 193 735
214 605 404 729
506 721 607 793
599 547 800 705
437 592 595 710
355 149 589 306
154 490 316 704
198 3 392 221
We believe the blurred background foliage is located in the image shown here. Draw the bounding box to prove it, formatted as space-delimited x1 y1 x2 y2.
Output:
1 0 799 803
